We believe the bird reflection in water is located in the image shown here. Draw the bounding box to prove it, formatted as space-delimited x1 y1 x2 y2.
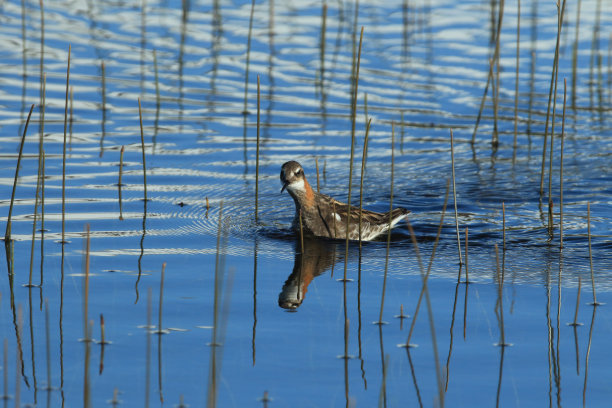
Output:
278 237 341 310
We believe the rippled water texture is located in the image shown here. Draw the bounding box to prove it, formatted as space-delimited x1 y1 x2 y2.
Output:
1 0 611 406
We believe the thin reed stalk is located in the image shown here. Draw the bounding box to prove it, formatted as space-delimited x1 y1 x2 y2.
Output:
118 146 125 221
570 276 582 326
571 0 582 108
587 203 599 306
5 104 35 242
539 0 566 197
547 33 563 235
153 50 160 109
138 98 148 203
145 287 152 408
494 244 509 347
211 201 224 348
62 46 71 245
364 93 368 125
377 124 395 325
378 354 389 408
39 73 47 287
100 314 107 345
242 0 256 115
465 227 470 283
319 2 327 88
298 209 305 256
502 202 506 251
2 339 6 399
15 306 23 407
315 157 320 193
83 224 90 342
358 118 372 245
27 146 42 287
491 0 506 147
100 61 106 157
44 299 50 390
28 100 46 286
450 129 463 264
39 0 44 101
512 0 520 162
404 203 447 406
560 79 567 248
83 225 91 408
400 111 404 154
471 59 495 145
405 179 450 347
255 76 261 223
342 26 364 282
20 1 26 102
69 86 74 150
157 263 166 334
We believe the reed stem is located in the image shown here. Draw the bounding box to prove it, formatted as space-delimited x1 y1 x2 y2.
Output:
5 104 35 242
450 129 463 264
571 0 582 108
100 61 106 157
502 202 506 251
319 2 327 88
471 59 495 145
255 75 261 223
118 146 125 221
299 209 305 256
242 0 256 115
315 157 320 193
2 339 6 399
39 0 44 101
44 299 50 390
153 50 160 109
358 118 372 245
145 287 152 408
157 263 166 334
539 0 566 197
83 224 90 342
512 0 520 162
62 46 71 245
138 98 148 203
560 78 567 248
40 151 46 286
571 276 582 326
100 314 106 345
69 85 74 150
377 123 394 324
465 227 469 283
491 0 506 147
39 72 47 286
27 147 42 287
406 179 450 346
587 203 598 306
342 26 364 282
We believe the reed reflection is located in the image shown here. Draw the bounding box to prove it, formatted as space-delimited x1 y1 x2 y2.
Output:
278 237 340 310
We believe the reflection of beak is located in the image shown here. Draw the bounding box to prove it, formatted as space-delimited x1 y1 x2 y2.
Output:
281 180 289 193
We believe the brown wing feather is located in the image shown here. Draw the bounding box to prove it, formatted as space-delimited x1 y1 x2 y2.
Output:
313 192 409 239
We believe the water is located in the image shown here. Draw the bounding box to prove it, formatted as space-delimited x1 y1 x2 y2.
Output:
1 0 611 406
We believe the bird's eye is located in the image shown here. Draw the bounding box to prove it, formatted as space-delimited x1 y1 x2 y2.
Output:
295 169 301 176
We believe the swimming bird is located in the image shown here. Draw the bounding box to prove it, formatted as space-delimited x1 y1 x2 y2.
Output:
280 161 409 241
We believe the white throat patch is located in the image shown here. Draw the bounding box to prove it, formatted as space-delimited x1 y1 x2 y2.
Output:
287 178 305 193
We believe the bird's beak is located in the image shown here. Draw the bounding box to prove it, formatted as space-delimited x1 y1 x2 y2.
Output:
281 181 289 193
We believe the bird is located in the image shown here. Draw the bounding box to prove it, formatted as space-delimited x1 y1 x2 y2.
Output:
280 160 410 241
